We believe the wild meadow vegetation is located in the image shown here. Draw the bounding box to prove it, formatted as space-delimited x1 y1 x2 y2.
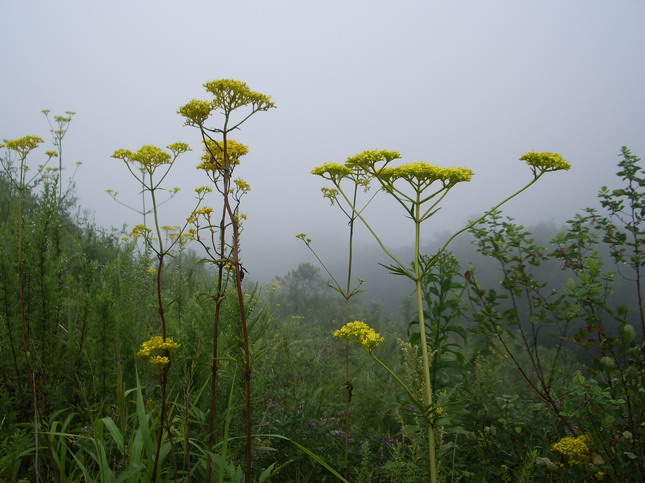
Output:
0 79 643 482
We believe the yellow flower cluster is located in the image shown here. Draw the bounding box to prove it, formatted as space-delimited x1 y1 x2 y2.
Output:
345 149 401 170
380 163 474 185
112 145 176 168
167 142 191 156
3 135 44 158
204 79 275 113
520 151 571 172
234 178 251 192
333 321 384 352
310 163 354 181
197 139 249 171
195 185 213 194
178 79 275 126
178 99 213 126
194 207 214 216
131 224 152 238
551 434 591 466
137 336 180 369
321 187 339 204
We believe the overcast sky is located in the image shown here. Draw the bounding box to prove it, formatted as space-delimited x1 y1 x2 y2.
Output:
2 0 644 281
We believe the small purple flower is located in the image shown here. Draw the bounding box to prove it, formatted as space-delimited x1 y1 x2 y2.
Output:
379 435 398 459
307 420 316 429
329 430 354 441
266 401 277 409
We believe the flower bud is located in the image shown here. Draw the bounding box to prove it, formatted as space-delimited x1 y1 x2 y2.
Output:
599 356 617 371
621 324 636 344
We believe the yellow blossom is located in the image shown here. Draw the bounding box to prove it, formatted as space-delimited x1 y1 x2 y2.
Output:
311 163 353 181
551 434 591 466
149 355 170 369
112 145 172 168
204 79 275 113
167 142 190 155
380 163 474 186
345 149 401 171
520 151 571 172
131 224 152 238
197 139 249 171
194 207 214 216
137 336 180 370
4 135 44 158
321 187 339 204
333 320 384 352
178 99 214 126
195 186 212 194
234 178 251 192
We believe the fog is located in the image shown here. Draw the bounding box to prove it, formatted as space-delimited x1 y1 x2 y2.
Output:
2 0 644 284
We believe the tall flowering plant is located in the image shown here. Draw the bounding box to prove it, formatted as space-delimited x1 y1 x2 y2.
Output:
179 79 275 483
315 149 570 482
111 142 202 482
296 161 373 476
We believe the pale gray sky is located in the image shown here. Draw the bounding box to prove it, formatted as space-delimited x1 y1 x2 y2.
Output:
2 0 644 281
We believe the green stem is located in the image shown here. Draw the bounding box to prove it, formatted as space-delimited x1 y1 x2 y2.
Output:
335 183 414 279
369 351 420 407
413 195 438 483
434 172 545 261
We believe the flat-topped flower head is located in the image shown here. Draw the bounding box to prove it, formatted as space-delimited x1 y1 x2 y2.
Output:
167 142 191 156
234 178 251 193
520 151 571 172
112 144 178 168
321 187 339 205
3 135 45 158
345 149 401 171
178 99 214 127
137 335 181 370
130 224 152 238
204 79 275 113
333 320 384 352
197 139 249 171
311 162 354 182
551 435 591 466
195 186 212 194
380 162 474 186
